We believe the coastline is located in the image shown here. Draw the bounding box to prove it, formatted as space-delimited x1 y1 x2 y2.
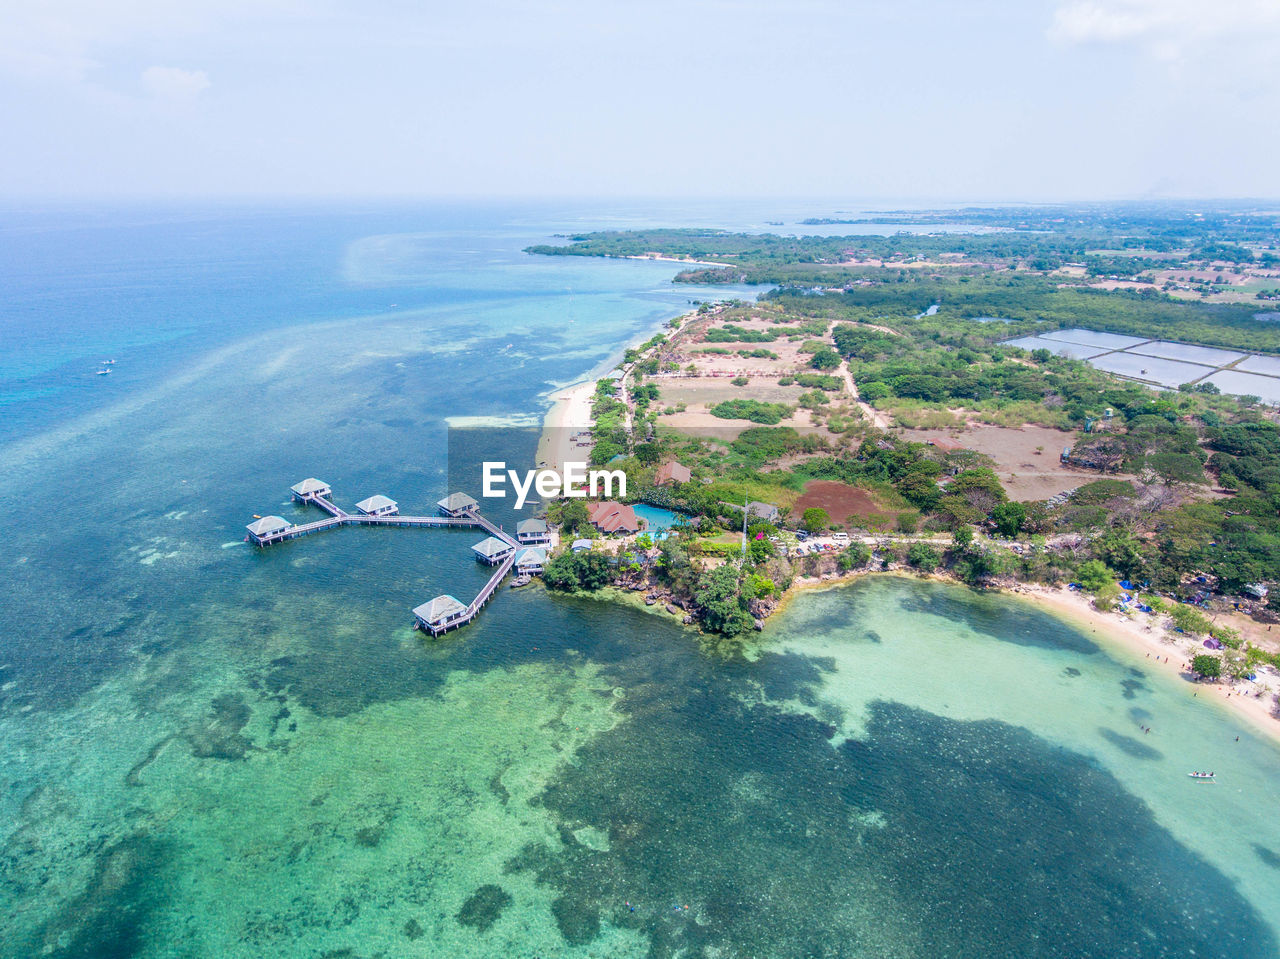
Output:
1015 582 1280 746
525 279 1280 750
536 379 597 472
776 570 1280 747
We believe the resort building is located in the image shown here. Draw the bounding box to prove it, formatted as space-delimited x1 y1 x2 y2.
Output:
725 500 782 525
654 461 691 485
571 539 594 553
438 491 479 517
413 595 469 635
471 536 515 565
516 517 551 545
246 515 292 544
290 477 332 500
354 494 398 516
588 501 641 535
513 547 547 574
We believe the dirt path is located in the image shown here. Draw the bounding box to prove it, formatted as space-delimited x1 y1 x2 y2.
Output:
839 363 892 429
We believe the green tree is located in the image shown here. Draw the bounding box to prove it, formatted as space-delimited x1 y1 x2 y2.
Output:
557 498 591 537
953 527 974 548
810 348 841 370
802 507 831 534
694 564 753 636
542 552 581 591
906 543 941 571
576 552 612 590
1075 559 1115 593
990 501 1026 538
1191 653 1222 680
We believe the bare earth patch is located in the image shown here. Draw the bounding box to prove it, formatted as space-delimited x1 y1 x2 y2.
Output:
899 424 1135 502
794 480 893 525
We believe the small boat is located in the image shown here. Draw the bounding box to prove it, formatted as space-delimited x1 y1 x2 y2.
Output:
95 368 112 375
1188 772 1215 780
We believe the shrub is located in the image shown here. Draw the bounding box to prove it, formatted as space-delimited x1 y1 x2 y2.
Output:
838 543 872 571
794 373 842 391
1191 653 1222 679
810 348 842 370
906 543 940 571
710 399 791 424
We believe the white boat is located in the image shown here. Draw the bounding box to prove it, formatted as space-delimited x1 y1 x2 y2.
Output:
95 368 112 375
1188 772 1215 780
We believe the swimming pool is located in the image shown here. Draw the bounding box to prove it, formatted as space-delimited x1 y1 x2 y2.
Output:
633 503 686 539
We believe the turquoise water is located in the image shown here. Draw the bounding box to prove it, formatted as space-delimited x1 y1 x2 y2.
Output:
1 203 1279 958
632 503 685 539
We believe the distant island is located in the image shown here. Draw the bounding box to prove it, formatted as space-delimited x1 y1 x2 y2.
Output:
522 205 1280 733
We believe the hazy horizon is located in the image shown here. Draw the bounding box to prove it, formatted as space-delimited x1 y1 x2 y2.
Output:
2 1 1278 202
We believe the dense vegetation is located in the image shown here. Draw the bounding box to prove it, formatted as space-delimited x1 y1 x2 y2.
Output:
530 209 1280 655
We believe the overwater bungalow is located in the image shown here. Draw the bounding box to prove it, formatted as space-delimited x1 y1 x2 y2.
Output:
246 515 292 544
413 595 469 635
513 547 547 574
354 494 398 516
290 477 331 500
471 536 515 565
516 517 551 545
438 491 479 517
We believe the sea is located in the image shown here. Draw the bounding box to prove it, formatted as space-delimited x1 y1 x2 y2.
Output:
1 200 1278 959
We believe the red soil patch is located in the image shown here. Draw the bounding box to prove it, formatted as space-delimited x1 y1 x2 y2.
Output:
794 480 887 524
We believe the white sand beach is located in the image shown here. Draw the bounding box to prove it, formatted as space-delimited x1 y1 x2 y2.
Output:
537 380 597 472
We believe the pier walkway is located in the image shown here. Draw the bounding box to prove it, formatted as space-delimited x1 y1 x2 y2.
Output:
247 482 522 634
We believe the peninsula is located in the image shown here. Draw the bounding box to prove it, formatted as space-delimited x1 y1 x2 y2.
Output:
526 205 1280 736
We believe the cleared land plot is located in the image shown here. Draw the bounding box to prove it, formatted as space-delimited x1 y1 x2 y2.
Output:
1088 352 1212 388
900 424 1113 502
655 377 804 407
658 407 817 440
1004 335 1106 360
1127 342 1245 366
1040 329 1149 350
794 480 896 526
1234 354 1280 377
1202 370 1280 404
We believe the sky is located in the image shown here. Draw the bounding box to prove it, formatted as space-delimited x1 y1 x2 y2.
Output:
1 0 1278 201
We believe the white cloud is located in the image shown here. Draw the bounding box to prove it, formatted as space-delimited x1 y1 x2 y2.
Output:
141 65 210 99
1050 0 1280 52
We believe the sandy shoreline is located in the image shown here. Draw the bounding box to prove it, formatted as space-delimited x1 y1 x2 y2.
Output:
777 571 1280 746
1014 583 1280 746
535 379 597 473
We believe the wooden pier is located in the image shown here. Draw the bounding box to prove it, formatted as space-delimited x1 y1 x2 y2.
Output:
247 480 522 634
